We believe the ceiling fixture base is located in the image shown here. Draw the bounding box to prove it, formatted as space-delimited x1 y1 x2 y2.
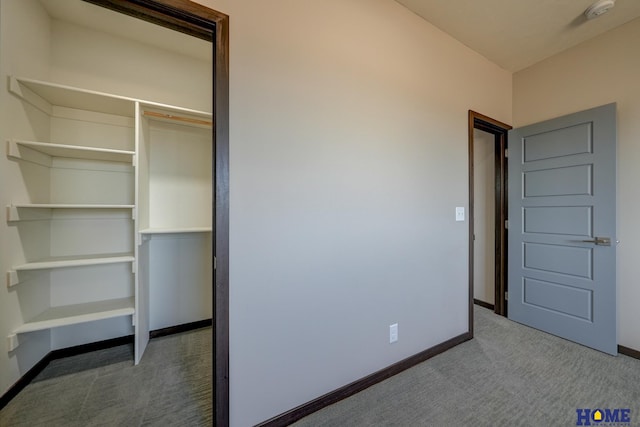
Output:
585 0 616 20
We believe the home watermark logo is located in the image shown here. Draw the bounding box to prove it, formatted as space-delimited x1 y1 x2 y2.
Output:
576 408 631 426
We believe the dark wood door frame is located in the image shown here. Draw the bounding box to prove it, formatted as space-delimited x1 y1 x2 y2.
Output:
83 1 229 425
468 111 510 333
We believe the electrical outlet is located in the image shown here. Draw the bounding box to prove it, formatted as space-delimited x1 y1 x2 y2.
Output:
455 207 465 222
389 323 398 343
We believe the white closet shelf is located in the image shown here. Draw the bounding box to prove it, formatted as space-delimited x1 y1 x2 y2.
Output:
139 227 212 234
8 139 135 163
141 109 212 129
12 254 135 272
7 204 135 221
11 203 134 209
10 76 212 119
6 254 135 287
10 76 136 117
11 297 134 335
139 102 211 120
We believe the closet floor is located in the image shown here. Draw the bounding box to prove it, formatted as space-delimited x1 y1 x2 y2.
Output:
0 327 212 426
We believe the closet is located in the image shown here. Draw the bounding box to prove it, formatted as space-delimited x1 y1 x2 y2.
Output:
0 0 212 388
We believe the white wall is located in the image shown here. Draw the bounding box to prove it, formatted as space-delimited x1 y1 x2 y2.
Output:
513 17 640 353
473 129 495 305
197 0 511 425
49 19 212 113
148 234 212 330
0 0 53 399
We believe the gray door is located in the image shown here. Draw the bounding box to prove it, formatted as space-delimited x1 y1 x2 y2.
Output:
508 103 617 355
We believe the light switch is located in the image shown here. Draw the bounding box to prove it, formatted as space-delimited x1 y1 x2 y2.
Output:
389 323 398 343
455 207 465 222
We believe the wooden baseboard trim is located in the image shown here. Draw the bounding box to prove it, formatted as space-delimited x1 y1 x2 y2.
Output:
50 335 134 360
0 335 134 411
149 318 212 339
618 345 640 360
0 350 51 410
473 299 495 311
256 332 472 427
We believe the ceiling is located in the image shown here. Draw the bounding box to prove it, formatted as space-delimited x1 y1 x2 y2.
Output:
394 0 640 71
39 0 211 61
38 0 640 72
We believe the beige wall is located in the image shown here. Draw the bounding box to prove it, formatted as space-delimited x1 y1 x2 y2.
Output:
197 0 511 425
514 17 640 352
473 129 495 305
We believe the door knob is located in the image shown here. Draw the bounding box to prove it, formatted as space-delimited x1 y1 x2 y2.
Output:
581 237 611 246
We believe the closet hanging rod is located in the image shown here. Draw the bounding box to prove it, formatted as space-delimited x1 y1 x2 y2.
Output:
143 110 212 127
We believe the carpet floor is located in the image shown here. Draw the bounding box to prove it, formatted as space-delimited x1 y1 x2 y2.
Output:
2 308 639 426
0 327 211 427
294 306 640 426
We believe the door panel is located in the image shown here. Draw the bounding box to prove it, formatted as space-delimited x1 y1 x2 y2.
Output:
508 103 617 355
523 122 592 161
523 243 592 278
523 164 592 197
523 206 591 236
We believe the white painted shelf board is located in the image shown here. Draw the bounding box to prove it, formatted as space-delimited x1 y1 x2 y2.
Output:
139 102 212 118
7 204 135 221
12 76 212 118
139 227 212 234
141 107 212 129
13 254 135 271
12 76 136 117
12 297 135 334
12 140 134 163
12 203 135 209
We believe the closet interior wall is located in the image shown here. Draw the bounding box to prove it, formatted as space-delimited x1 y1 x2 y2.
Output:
0 0 212 397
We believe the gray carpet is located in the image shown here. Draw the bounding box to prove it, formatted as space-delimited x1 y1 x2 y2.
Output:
2 309 639 426
294 306 640 426
0 327 212 427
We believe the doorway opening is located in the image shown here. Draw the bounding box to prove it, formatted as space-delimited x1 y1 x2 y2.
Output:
468 111 511 332
82 1 229 424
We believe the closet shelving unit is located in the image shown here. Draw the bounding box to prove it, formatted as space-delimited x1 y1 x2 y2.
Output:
6 76 212 361
136 103 213 239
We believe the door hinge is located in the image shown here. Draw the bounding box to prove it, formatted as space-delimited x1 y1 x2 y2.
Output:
505 220 509 229
504 149 508 158
214 256 217 270
505 292 508 301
